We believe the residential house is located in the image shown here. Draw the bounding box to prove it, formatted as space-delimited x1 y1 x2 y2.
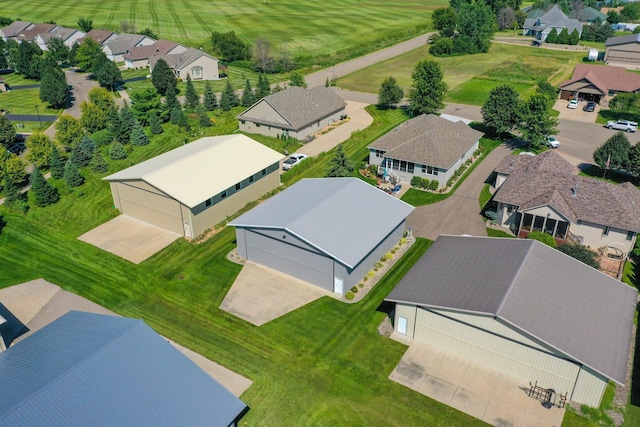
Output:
123 39 186 69
17 23 57 43
577 7 608 24
367 114 483 189
104 135 283 239
523 5 583 41
0 311 249 426
82 29 118 47
493 150 640 256
386 235 637 408
605 33 640 66
558 63 640 103
0 21 33 41
36 26 85 51
103 33 155 62
229 178 414 294
238 86 346 140
149 47 219 80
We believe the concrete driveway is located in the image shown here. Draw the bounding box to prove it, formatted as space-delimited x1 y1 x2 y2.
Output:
554 100 597 123
220 262 333 326
407 144 512 240
78 215 180 264
389 339 565 427
0 278 252 397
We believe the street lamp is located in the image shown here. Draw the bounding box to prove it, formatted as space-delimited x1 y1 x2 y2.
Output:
35 104 42 129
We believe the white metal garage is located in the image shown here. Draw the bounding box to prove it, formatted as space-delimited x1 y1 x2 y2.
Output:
386 236 637 408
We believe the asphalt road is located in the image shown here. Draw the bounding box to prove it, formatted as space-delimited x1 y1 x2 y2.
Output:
4 114 57 122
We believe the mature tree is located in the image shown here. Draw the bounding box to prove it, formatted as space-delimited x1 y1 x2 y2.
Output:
276 46 295 73
170 106 183 125
241 79 255 107
256 73 271 100
77 17 93 32
40 64 67 108
64 159 84 188
46 37 71 63
377 76 404 108
0 47 7 70
593 132 632 171
88 87 116 115
3 154 28 185
455 0 497 54
536 81 557 101
253 37 274 73
109 141 128 160
93 54 122 90
75 38 103 71
3 174 28 213
30 167 60 207
197 106 212 128
149 114 164 134
497 7 517 30
481 84 521 135
0 17 13 26
55 114 84 149
220 80 239 111
15 41 43 79
432 7 457 32
409 60 447 115
80 101 108 133
607 10 621 24
90 150 109 173
211 31 250 62
557 244 599 269
326 145 354 177
289 71 307 88
558 28 570 44
546 28 558 44
151 58 177 95
203 82 218 111
138 28 158 39
26 132 55 168
130 88 161 126
519 94 558 149
131 122 150 146
184 74 200 110
112 105 136 143
622 2 640 20
163 84 180 117
68 41 80 67
628 143 640 177
0 116 16 150
526 230 557 248
569 29 580 45
50 146 65 179
78 135 96 166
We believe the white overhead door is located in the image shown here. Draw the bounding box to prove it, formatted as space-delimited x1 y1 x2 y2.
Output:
245 231 334 291
116 183 184 235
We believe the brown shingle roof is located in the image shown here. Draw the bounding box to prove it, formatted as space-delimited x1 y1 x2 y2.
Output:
495 150 577 176
0 21 32 38
368 114 484 169
84 29 116 46
148 48 217 72
18 23 57 42
494 152 640 231
559 63 640 93
238 86 346 131
104 33 149 55
124 39 180 61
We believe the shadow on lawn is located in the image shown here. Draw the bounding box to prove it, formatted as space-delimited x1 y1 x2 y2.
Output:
626 256 640 407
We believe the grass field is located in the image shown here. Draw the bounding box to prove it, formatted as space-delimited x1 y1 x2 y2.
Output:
2 1 442 62
0 73 62 131
338 43 586 106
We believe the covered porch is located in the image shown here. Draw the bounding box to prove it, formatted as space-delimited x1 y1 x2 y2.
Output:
516 209 576 244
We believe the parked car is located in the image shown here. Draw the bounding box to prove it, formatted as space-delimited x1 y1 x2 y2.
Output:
282 153 307 171
7 143 25 155
605 120 638 132
545 136 560 148
567 99 579 109
583 101 596 112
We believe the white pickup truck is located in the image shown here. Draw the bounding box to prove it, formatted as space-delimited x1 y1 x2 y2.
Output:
605 120 638 132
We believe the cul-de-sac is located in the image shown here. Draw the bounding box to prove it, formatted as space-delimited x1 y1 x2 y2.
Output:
1 1 640 426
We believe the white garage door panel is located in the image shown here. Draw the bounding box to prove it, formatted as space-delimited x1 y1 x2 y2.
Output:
414 308 579 395
120 199 183 235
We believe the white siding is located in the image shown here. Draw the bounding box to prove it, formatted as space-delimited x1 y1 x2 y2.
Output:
572 367 608 408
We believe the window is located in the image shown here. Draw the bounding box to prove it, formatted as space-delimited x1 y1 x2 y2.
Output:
522 213 534 231
374 149 385 158
235 183 241 191
400 161 407 172
433 168 438 176
603 226 610 236
249 175 254 183
256 123 261 128
533 216 544 232
191 67 203 79
627 231 635 241
240 120 245 125
205 199 212 207
421 165 426 173
426 166 433 175
556 222 568 240
220 190 227 199
407 162 414 173
544 218 556 236
261 168 267 176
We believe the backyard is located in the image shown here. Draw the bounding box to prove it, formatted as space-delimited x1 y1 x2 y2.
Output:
0 72 61 131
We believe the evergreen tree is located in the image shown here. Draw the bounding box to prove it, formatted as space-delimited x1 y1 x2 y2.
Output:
113 106 135 144
64 159 84 188
109 141 128 160
197 106 212 128
131 122 150 146
49 146 65 179
289 71 307 88
151 58 177 95
78 135 96 165
593 132 632 171
30 167 59 207
545 29 558 44
377 76 404 108
325 77 330 87
558 28 570 44
220 80 239 111
325 145 354 177
170 106 183 125
241 79 255 107
90 150 109 173
93 55 122 90
3 174 28 213
40 62 68 108
409 60 447 115
184 74 200 110
149 114 164 134
0 116 16 150
163 84 180 119
256 73 271 99
203 82 218 111
569 29 580 45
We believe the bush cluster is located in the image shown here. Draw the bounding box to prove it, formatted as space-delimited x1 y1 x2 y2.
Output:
410 176 439 190
446 158 474 188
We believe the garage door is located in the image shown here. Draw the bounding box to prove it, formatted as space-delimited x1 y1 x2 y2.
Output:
245 231 333 291
413 308 580 395
116 183 184 235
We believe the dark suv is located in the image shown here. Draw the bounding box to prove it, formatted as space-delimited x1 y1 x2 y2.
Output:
583 101 596 112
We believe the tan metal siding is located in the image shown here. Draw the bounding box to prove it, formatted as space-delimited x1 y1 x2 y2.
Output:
395 303 416 338
572 367 607 408
113 182 183 234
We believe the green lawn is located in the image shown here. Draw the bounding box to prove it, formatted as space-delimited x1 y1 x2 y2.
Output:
338 43 586 105
2 0 442 63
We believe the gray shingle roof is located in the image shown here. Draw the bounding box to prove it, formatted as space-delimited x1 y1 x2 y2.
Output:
386 235 637 385
0 311 248 426
367 114 484 169
124 39 180 61
606 33 640 47
493 152 640 231
238 86 346 131
38 26 81 43
524 5 583 34
229 178 414 268
578 6 608 22
104 33 150 55
149 47 217 72
0 21 32 38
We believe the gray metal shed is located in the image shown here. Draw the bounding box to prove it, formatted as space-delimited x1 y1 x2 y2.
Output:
229 178 414 294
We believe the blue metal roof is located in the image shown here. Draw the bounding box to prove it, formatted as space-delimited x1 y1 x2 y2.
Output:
0 311 248 426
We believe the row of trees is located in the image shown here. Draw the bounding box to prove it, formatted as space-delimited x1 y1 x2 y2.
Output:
211 31 296 74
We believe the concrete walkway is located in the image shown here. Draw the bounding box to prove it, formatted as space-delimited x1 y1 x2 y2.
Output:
0 278 252 397
407 144 512 240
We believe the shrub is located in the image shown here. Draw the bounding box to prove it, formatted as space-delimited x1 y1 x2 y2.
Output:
411 176 422 187
381 252 392 262
421 177 430 188
358 283 364 288
373 262 383 271
429 179 439 191
91 129 113 147
109 141 127 160
429 38 454 57
367 271 375 278
345 291 355 300
351 286 359 293
526 231 557 248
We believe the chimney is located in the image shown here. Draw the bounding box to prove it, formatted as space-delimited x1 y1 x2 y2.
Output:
572 182 579 197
